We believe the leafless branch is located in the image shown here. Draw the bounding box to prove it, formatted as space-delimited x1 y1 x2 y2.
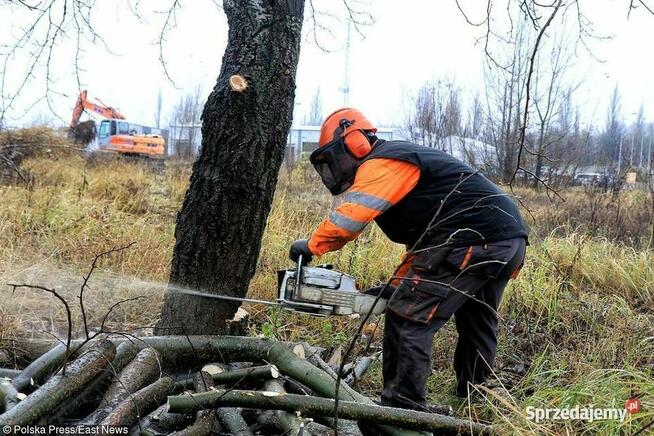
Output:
510 0 563 188
8 283 73 374
79 241 137 339
156 0 181 88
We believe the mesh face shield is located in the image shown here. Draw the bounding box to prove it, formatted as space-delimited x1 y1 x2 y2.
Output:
310 137 361 195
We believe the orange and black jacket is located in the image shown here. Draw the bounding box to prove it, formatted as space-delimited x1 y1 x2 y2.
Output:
308 140 528 275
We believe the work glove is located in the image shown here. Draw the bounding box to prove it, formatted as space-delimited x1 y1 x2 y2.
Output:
289 239 313 265
362 284 396 300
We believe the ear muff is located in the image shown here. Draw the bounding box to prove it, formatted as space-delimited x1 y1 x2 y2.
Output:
343 129 372 159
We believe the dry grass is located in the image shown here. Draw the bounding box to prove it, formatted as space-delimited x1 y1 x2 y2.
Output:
0 135 652 434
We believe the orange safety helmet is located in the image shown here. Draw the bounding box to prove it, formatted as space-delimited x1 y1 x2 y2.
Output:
319 108 377 158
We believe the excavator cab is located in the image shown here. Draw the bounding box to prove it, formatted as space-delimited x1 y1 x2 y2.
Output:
98 120 112 146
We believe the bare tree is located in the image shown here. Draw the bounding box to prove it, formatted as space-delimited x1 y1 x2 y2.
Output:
482 19 532 183
529 30 575 188
601 85 624 166
168 86 205 157
466 94 483 140
404 79 460 148
633 103 645 167
155 88 163 130
303 87 324 125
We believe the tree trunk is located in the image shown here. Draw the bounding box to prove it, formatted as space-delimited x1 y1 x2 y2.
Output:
154 0 305 335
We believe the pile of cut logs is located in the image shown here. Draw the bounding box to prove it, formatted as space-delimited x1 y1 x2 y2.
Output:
0 336 494 435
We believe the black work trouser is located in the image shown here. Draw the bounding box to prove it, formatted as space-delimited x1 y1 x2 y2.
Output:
381 237 526 410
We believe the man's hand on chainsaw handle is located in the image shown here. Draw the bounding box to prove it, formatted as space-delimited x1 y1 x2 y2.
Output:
289 239 313 265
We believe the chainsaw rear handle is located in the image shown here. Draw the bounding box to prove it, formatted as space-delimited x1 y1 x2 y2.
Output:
289 239 313 265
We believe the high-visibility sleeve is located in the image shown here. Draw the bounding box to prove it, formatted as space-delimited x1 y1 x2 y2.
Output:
308 158 420 256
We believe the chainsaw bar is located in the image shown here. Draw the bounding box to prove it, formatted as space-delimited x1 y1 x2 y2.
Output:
167 287 281 307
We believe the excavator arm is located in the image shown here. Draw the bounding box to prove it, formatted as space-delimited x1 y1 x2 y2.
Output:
70 90 126 128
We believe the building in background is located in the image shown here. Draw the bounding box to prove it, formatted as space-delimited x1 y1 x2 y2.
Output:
285 125 398 162
167 124 398 161
441 135 498 171
168 124 202 158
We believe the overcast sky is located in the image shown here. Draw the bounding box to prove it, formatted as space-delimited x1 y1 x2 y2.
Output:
1 0 653 129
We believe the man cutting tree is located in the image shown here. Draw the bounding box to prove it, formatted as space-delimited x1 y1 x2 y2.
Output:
289 108 528 411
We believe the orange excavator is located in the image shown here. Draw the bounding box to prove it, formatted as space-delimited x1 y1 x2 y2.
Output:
69 90 165 157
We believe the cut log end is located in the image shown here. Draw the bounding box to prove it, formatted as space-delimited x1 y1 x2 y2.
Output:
292 344 306 359
202 364 224 375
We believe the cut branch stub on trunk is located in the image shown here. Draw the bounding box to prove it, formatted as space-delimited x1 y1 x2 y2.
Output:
0 339 116 427
168 389 495 435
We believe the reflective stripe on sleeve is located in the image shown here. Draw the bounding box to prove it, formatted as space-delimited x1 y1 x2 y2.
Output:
329 212 367 233
343 191 393 212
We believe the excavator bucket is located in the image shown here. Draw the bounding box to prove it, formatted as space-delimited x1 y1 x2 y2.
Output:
68 120 97 145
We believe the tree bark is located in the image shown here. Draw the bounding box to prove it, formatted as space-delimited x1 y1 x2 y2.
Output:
46 341 139 423
257 379 309 436
135 404 191 435
100 377 175 428
122 336 423 436
206 364 253 436
83 348 161 424
0 339 115 427
0 369 20 379
0 378 21 412
154 0 305 335
178 364 278 389
215 407 252 436
170 371 216 436
167 389 495 435
11 343 67 393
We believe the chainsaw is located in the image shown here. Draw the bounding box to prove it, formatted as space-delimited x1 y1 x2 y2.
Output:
170 255 388 317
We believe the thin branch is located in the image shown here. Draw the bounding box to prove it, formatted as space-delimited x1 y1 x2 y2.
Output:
79 241 137 340
509 0 563 188
8 283 73 375
157 0 181 88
